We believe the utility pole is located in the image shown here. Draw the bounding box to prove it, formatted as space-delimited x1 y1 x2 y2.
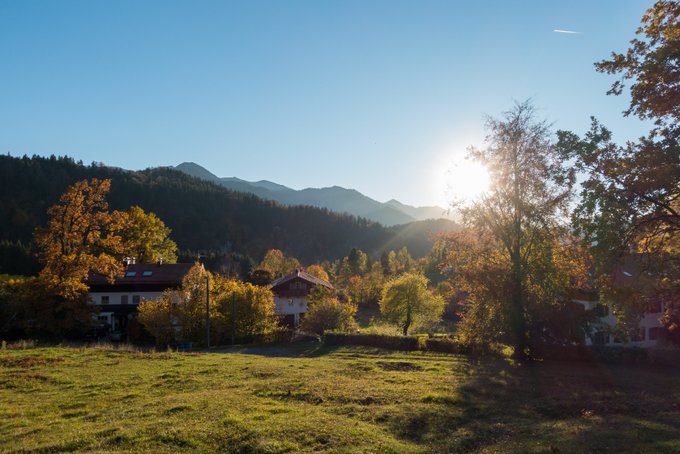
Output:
205 274 210 349
231 294 236 345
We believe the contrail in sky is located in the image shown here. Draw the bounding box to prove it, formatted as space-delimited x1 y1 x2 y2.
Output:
554 29 582 34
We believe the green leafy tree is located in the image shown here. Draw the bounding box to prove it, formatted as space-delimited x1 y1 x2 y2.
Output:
379 273 444 335
118 206 178 264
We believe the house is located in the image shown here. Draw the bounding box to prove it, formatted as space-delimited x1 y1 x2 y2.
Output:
573 258 668 348
270 268 333 327
85 261 194 338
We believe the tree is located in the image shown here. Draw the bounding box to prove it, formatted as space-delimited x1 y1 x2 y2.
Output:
34 179 124 299
556 1 679 338
300 287 357 335
136 291 178 346
118 206 178 264
0 275 95 340
443 101 586 358
255 249 300 279
594 0 679 140
137 263 208 345
379 273 444 335
305 264 330 282
211 277 278 344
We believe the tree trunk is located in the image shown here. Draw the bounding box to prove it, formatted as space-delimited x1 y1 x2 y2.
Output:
403 304 412 336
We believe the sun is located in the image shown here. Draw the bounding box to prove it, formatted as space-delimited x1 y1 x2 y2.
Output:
442 157 490 205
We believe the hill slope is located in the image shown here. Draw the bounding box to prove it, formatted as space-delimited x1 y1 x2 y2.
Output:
0 155 457 274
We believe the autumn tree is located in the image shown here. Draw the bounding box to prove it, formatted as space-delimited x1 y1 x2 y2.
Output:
137 262 208 345
254 249 300 279
300 287 357 335
34 179 124 299
305 264 330 283
595 0 679 141
211 277 278 344
442 101 586 359
118 206 178 264
556 1 679 336
379 273 444 335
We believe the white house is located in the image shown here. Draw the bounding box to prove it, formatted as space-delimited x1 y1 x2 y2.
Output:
574 259 667 348
269 268 333 327
85 261 194 337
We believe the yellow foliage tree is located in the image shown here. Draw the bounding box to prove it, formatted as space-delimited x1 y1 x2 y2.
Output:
117 206 178 264
34 179 124 299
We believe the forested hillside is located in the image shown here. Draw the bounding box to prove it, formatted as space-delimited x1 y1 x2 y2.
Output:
0 155 456 275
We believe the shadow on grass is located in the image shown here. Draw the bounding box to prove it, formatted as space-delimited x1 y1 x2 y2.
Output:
385 357 680 452
211 341 339 358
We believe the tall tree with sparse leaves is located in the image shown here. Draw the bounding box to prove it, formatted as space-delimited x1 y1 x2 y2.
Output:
443 101 585 359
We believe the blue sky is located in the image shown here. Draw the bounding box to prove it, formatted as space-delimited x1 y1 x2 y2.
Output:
0 0 654 207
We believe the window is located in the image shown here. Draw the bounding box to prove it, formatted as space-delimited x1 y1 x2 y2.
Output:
299 301 304 307
631 327 645 342
101 295 109 305
125 271 137 277
121 295 129 305
288 299 294 306
649 327 661 340
132 295 140 305
142 271 153 277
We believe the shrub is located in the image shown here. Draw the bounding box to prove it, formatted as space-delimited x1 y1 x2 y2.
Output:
300 292 357 336
424 337 469 354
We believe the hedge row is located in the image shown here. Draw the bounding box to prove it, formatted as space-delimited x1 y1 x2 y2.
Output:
322 333 680 367
323 333 422 351
323 333 472 353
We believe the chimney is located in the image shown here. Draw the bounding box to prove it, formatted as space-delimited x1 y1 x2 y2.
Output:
123 257 131 267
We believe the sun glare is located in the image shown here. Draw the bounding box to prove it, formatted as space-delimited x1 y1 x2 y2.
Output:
442 157 490 205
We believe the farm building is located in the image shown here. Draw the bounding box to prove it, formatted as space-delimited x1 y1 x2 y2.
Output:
270 268 333 327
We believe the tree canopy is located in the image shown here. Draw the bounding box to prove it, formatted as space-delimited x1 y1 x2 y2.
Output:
379 273 444 336
34 179 124 299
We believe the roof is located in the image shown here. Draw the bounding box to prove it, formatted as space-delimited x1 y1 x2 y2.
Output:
270 268 333 290
85 263 195 288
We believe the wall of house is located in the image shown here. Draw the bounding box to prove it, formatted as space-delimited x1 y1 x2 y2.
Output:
573 299 664 348
89 291 163 331
273 295 308 326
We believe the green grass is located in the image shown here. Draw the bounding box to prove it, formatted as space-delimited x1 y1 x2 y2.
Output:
1 343 679 453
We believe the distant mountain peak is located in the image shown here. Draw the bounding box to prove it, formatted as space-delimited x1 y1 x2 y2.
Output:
174 162 452 226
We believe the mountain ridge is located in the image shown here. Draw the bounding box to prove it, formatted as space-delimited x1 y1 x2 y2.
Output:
175 162 452 226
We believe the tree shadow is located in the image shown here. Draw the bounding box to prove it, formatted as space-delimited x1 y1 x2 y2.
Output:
212 341 339 358
384 357 680 452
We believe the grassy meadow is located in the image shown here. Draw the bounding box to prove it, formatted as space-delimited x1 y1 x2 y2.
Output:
1 343 679 453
